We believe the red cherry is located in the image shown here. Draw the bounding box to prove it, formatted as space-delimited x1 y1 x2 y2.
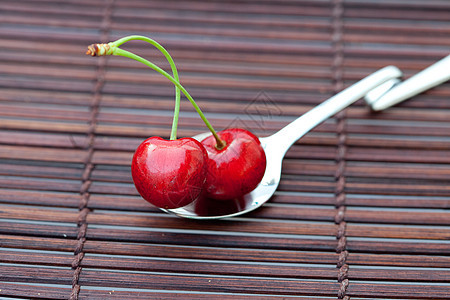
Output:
201 128 266 200
131 137 208 209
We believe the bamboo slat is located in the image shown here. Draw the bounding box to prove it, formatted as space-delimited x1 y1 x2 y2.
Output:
1 0 449 299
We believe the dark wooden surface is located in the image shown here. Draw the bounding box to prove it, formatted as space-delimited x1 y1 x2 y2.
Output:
1 0 449 299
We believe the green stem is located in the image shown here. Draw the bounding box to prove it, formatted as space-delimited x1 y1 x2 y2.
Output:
111 45 225 148
111 35 180 140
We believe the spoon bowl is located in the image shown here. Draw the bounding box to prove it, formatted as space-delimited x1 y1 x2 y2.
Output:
165 133 283 219
163 66 403 219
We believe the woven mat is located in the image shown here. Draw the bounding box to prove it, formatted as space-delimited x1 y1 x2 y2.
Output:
1 0 449 299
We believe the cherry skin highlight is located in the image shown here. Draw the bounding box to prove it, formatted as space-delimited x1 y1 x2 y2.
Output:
131 137 208 209
201 128 266 200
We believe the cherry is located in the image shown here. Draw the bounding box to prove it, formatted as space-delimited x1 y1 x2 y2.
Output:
88 36 267 208
201 128 266 200
131 137 208 209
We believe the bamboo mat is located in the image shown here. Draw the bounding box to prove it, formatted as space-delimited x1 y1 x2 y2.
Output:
1 0 449 299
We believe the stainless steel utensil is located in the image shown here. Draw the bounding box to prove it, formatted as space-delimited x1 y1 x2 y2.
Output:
164 66 403 219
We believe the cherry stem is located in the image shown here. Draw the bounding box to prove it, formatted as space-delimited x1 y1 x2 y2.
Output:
90 35 226 148
112 35 180 140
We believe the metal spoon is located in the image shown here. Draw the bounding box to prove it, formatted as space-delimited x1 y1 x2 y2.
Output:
365 54 450 111
164 66 403 219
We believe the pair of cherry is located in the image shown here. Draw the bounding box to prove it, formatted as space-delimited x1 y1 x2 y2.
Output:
131 128 266 209
87 36 266 210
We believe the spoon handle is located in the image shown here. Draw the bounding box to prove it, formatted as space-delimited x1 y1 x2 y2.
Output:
369 54 450 111
270 66 402 154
